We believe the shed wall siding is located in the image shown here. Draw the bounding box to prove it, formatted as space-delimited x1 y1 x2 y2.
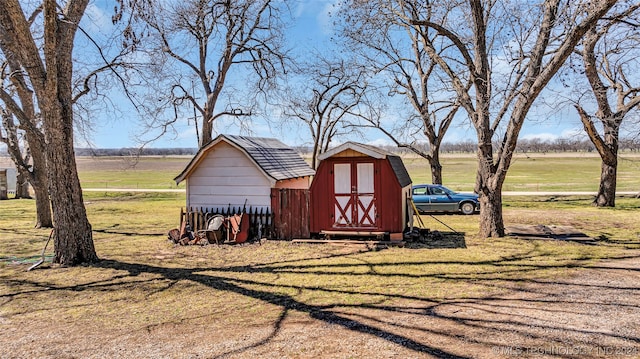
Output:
309 161 332 233
274 177 310 189
378 158 403 232
187 142 272 210
310 156 409 234
332 149 366 158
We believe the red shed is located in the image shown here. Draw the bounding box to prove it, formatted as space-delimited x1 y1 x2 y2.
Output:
309 142 413 238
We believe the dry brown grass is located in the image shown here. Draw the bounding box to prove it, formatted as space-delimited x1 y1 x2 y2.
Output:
2 192 640 358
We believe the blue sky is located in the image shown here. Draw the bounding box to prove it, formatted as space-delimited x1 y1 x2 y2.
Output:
10 0 592 150
79 0 343 149
80 0 593 150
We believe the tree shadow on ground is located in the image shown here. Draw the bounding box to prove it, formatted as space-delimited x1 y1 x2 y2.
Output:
88 248 640 357
5 247 640 358
594 234 640 247
94 228 165 237
95 259 471 359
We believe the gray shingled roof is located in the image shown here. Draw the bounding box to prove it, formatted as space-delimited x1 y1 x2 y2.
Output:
174 134 314 184
224 135 315 180
387 155 412 188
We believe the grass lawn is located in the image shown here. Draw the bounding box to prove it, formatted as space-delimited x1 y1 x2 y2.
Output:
404 152 640 192
75 156 189 190
1 154 640 357
59 152 640 193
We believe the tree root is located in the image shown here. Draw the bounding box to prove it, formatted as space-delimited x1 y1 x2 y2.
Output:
27 229 54 271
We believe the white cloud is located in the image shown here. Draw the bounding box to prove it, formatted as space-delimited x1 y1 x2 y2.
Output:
82 3 114 34
310 0 341 35
292 0 340 34
520 132 558 142
520 127 586 142
292 0 308 18
366 138 394 147
559 127 585 138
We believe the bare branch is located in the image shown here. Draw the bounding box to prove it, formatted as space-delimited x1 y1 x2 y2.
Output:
130 0 290 146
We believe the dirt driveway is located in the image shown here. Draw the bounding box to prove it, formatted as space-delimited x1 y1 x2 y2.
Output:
2 253 639 359
188 256 640 359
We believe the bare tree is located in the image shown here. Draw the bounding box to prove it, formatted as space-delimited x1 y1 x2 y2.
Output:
0 0 98 264
126 0 290 147
281 57 369 169
14 166 31 199
572 4 640 207
0 26 53 227
401 0 619 237
336 0 466 184
1 0 157 229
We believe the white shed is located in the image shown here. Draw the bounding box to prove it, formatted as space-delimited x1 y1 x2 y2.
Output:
174 134 315 211
0 167 17 199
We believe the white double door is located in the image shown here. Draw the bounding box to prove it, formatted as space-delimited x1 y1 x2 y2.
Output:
333 162 377 229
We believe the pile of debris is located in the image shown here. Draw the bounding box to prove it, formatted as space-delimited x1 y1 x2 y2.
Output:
505 224 595 244
167 213 251 246
168 226 210 246
401 228 468 249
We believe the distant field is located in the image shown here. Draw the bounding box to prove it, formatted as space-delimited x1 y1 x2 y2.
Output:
75 156 190 190
395 152 640 192
2 152 639 192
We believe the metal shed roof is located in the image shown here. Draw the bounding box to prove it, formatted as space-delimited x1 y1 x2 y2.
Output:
174 134 315 184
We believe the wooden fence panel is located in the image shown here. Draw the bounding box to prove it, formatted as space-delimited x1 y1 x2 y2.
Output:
271 188 310 240
180 191 311 241
180 206 273 241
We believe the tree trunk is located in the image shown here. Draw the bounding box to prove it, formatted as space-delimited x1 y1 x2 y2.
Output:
33 180 53 228
14 170 30 199
311 141 320 170
593 120 619 207
29 139 53 228
595 159 617 207
201 82 222 147
4 118 53 229
0 37 52 225
475 138 506 238
428 146 443 184
201 103 214 146
576 106 620 208
46 106 98 265
42 0 97 264
43 66 97 264
478 187 505 238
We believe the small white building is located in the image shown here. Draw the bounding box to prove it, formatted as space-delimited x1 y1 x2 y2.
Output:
174 134 315 211
0 167 17 199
